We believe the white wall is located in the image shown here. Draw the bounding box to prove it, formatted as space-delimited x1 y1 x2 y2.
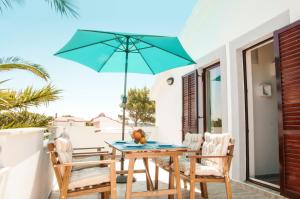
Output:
55 126 158 151
0 128 53 199
54 121 86 127
151 0 300 181
151 66 195 145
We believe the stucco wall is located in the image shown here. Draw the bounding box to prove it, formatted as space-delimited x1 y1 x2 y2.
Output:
55 126 158 151
54 121 86 127
151 0 300 181
0 128 53 199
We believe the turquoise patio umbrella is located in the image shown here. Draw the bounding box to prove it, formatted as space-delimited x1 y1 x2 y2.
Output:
54 30 195 180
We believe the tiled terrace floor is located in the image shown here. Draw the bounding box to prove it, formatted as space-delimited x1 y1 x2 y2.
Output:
50 160 285 199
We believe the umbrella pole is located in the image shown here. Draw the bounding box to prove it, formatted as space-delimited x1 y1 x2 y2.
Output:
120 39 129 170
117 36 136 183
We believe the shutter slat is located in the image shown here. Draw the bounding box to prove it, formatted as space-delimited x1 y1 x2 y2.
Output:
182 70 198 140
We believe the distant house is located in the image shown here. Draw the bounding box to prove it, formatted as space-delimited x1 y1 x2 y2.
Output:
91 113 132 133
53 116 86 127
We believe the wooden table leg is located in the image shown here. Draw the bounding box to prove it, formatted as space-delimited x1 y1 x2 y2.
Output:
111 148 116 160
125 158 135 199
154 158 159 190
168 156 174 199
143 157 154 191
173 154 182 199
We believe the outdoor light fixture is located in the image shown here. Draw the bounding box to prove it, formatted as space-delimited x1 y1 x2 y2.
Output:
167 77 174 85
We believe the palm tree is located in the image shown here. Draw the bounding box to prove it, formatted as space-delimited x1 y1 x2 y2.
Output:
0 0 78 17
0 57 61 128
0 56 61 111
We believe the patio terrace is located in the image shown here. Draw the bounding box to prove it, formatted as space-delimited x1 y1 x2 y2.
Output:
49 160 285 199
0 128 286 199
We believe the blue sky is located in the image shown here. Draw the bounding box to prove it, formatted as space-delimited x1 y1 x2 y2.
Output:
0 0 196 120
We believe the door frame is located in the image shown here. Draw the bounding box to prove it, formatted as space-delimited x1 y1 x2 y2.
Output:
202 62 221 132
242 37 280 191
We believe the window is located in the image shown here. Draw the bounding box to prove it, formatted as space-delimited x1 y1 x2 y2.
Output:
204 63 222 133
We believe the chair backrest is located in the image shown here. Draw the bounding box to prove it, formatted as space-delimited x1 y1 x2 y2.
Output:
48 142 63 189
182 132 203 150
54 137 73 175
47 136 74 189
201 132 231 173
226 139 235 172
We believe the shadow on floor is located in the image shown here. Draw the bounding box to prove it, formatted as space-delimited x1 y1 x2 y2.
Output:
50 180 279 199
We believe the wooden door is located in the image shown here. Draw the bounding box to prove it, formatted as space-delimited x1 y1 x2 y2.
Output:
274 20 300 199
182 70 198 140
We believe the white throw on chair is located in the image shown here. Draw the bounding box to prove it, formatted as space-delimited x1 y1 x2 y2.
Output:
154 132 203 189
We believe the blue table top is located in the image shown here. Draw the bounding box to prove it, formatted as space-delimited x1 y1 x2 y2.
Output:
105 140 187 152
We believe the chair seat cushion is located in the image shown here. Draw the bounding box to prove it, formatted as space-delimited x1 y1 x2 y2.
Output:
155 157 172 167
178 159 223 177
69 167 110 189
155 156 188 168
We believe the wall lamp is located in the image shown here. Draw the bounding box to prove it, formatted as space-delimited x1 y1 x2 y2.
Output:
166 77 174 85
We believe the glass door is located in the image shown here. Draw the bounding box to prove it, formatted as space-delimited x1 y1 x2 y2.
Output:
204 64 222 133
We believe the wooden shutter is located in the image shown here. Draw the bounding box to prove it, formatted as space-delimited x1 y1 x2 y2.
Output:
182 70 198 140
274 20 300 199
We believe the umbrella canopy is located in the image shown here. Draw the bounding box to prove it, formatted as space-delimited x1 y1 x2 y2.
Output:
55 30 195 74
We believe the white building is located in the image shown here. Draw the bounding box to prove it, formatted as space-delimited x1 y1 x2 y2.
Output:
151 1 300 198
53 116 86 127
91 113 133 134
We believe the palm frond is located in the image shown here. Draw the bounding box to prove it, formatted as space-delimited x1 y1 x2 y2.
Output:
0 56 50 81
0 84 61 111
0 0 22 13
0 0 12 12
0 111 53 129
0 79 10 85
45 0 79 18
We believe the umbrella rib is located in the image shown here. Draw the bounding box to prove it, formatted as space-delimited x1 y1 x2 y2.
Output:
54 37 122 55
101 42 122 50
115 35 126 50
131 37 195 64
97 43 123 72
130 38 155 75
134 46 153 51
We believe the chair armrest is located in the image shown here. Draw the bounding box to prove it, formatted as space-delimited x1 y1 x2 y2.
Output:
72 151 109 155
187 155 228 159
73 147 104 151
54 160 118 168
73 152 113 158
184 150 202 154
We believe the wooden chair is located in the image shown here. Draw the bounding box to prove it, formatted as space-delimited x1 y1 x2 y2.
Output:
154 133 203 189
53 134 111 168
178 133 234 199
48 141 117 199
